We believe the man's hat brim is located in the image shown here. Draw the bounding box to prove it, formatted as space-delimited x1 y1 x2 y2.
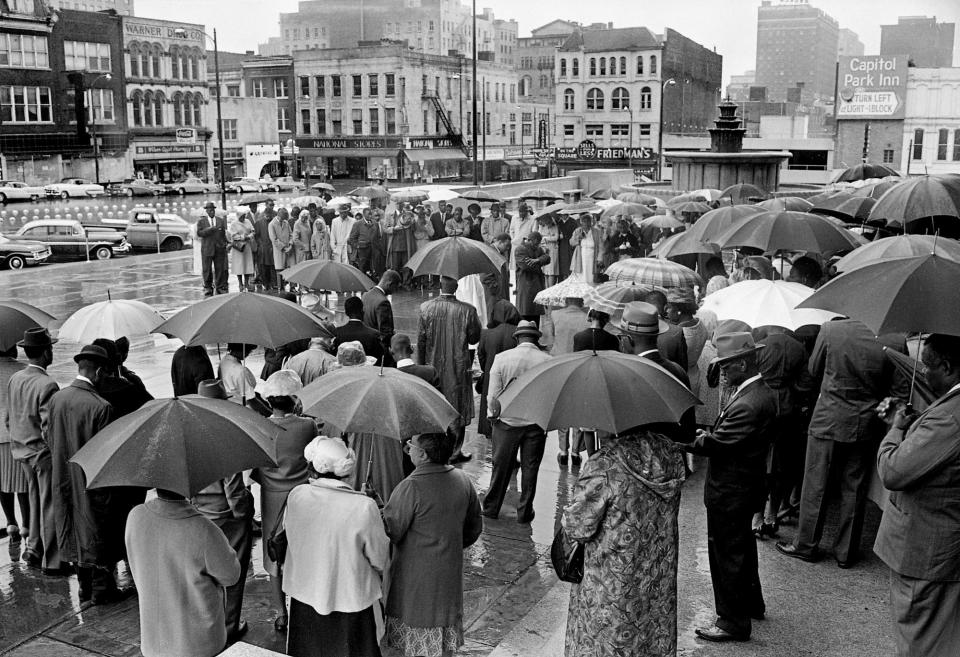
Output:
711 343 765 365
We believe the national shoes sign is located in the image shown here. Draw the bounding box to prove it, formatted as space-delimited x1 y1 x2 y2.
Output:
836 55 908 120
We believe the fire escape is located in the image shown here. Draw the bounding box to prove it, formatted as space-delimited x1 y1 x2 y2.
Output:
422 90 471 158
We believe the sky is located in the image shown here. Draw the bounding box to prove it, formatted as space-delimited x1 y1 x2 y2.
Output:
139 0 960 85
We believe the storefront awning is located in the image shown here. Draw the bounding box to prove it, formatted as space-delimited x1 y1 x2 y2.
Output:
403 149 467 162
504 159 524 167
518 159 537 166
299 148 400 158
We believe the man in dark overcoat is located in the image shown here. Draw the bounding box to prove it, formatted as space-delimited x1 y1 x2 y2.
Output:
197 202 228 296
362 270 400 367
513 232 550 325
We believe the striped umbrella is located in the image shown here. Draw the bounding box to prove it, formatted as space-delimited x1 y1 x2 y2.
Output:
604 258 703 289
583 282 658 319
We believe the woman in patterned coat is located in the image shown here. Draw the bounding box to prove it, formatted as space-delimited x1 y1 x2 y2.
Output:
561 429 686 657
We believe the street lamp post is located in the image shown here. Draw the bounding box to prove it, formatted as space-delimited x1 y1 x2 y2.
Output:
88 73 112 185
657 77 676 182
621 104 633 176
471 0 478 186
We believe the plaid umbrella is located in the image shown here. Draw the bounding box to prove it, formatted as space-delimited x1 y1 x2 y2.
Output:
604 258 703 288
533 273 594 307
583 282 658 318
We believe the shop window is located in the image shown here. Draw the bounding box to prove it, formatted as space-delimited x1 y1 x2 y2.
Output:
0 85 52 123
586 88 604 110
937 128 949 161
0 34 49 68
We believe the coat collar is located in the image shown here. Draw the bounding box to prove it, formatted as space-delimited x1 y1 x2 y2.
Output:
70 378 98 393
410 462 454 476
150 498 203 519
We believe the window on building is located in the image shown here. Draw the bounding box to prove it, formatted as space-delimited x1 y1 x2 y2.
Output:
353 75 362 97
599 57 606 76
301 108 312 134
563 124 575 136
278 107 290 132
274 78 289 98
226 85 240 97
572 58 578 76
299 76 310 98
559 58 566 77
0 34 49 69
913 129 924 160
522 123 532 137
563 88 574 111
611 87 630 110
639 123 651 136
385 107 396 134
385 73 395 96
610 57 617 75
589 58 596 76
639 86 652 110
882 148 895 164
484 112 490 136
937 128 949 160
610 123 629 137
620 57 626 75
221 118 238 140
316 108 326 134
64 40 110 72
352 108 363 134
637 56 644 75
332 75 342 97
509 83 516 102
585 124 603 137
369 108 379 134
650 55 657 75
369 74 378 96
586 88 604 110
252 79 266 97
65 88 114 123
0 85 52 123
954 131 960 161
315 76 325 98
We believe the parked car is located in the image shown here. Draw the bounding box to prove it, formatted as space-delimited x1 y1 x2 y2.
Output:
165 177 220 195
10 219 130 260
43 178 106 200
117 207 193 251
0 234 51 269
263 176 304 192
225 177 267 194
0 180 45 203
108 179 166 197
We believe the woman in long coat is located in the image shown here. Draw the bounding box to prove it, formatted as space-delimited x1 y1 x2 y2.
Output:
562 429 687 657
292 210 313 265
228 209 256 291
476 300 520 437
513 232 550 320
310 216 331 261
269 208 295 289
383 431 483 657
569 215 605 284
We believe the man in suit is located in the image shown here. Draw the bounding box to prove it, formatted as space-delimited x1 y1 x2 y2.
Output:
874 334 960 657
391 335 439 388
348 207 382 278
642 290 688 370
362 270 400 368
572 309 621 352
688 333 777 642
428 201 449 242
332 296 385 365
777 319 908 568
197 201 229 296
6 328 64 574
483 321 552 523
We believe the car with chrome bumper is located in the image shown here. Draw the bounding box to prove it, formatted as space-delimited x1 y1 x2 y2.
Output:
10 219 130 260
0 234 51 269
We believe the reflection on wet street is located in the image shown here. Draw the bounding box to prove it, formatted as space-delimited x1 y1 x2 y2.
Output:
0 253 893 656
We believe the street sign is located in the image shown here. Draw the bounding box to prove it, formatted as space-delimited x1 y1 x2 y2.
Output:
176 128 196 144
531 148 549 158
836 91 900 118
836 55 908 120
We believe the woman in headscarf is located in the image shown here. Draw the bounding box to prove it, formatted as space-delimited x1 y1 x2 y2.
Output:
310 212 332 262
228 208 256 292
283 436 389 657
252 369 318 633
383 431 483 657
291 210 313 265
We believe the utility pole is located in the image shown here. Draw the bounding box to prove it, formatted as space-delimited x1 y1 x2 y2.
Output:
471 0 478 186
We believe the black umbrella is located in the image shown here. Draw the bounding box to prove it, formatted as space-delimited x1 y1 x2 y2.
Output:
811 193 877 222
519 187 564 201
458 189 501 202
714 211 864 256
719 183 770 205
0 301 56 351
832 163 900 183
868 174 960 235
404 236 505 279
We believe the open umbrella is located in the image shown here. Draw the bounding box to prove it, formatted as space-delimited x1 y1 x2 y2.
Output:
59 298 165 343
714 211 864 255
426 188 461 202
458 189 500 203
403 236 505 279
692 188 724 202
154 292 332 349
755 196 814 212
348 185 391 200
640 214 684 230
835 235 960 272
390 189 430 204
604 258 703 289
520 187 563 201
601 201 654 220
868 174 960 232
555 200 594 216
671 201 713 215
290 195 325 208
237 193 275 206
280 260 375 292
0 301 56 352
310 182 336 192
849 178 901 199
70 396 279 498
298 366 459 439
497 351 700 434
588 187 619 200
699 280 840 331
532 202 568 219
811 193 876 222
617 191 661 205
667 192 707 206
534 273 593 307
326 196 364 210
832 163 900 183
805 189 841 205
683 205 764 243
583 282 656 318
649 232 719 260
720 183 770 205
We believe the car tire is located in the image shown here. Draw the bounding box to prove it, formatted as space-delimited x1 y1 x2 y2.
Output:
0 193 6 204
178 187 186 195
271 185 280 193
161 237 183 252
30 194 39 202
125 188 134 197
6 254 25 270
93 246 112 260
60 191 69 200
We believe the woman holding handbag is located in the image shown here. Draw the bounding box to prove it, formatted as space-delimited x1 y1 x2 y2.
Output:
228 209 256 291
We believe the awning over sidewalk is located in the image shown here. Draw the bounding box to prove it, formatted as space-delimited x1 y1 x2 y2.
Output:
403 149 467 162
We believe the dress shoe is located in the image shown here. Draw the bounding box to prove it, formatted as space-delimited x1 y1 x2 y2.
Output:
22 552 42 569
228 619 249 643
695 624 749 642
570 454 582 466
775 542 818 562
557 453 568 466
273 614 288 633
449 451 473 464
836 556 859 569
92 587 135 606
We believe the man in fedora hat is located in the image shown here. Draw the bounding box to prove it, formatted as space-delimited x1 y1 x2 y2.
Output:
618 302 689 386
687 332 777 643
198 201 229 296
482 321 552 523
6 328 65 574
48 345 131 604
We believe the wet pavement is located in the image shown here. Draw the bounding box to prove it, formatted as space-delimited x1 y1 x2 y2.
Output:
0 253 894 656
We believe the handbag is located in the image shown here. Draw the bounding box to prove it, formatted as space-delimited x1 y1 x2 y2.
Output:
231 239 246 252
550 525 584 583
266 498 288 566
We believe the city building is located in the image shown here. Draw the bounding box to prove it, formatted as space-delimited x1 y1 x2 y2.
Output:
516 20 603 104
880 16 955 68
46 0 134 15
754 0 840 103
837 28 863 58
238 54 295 177
553 26 721 177
121 15 213 182
726 70 756 101
899 67 960 175
0 3 127 184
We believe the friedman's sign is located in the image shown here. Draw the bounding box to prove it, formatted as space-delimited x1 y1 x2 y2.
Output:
554 140 656 163
836 55 908 120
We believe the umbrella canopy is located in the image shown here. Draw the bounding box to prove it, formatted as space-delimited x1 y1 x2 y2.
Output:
426 188 461 202
583 282 656 318
671 201 713 215
326 196 368 212
714 211 864 255
532 202 568 219
310 182 336 192
683 205 765 243
348 185 391 200
835 235 960 272
404 236 505 279
699 280 841 331
0 301 56 352
755 196 814 212
805 189 841 205
280 260 376 292
236 193 274 206
798 254 960 336
497 351 700 434
720 183 771 205
885 347 935 409
649 232 719 260
555 200 595 216
640 214 684 230
868 174 960 230
616 191 661 205
390 189 430 204
154 292 332 348
70 397 279 498
811 193 876 222
849 178 901 199
692 188 724 201
533 273 594 307
601 201 655 220
833 163 900 183
667 192 708 206
604 257 702 289
519 187 564 200
59 299 165 343
588 187 619 200
458 189 501 202
298 366 459 439
290 195 325 208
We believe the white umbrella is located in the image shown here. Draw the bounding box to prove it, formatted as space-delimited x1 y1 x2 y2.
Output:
699 280 840 331
58 297 165 343
534 273 593 307
427 188 461 202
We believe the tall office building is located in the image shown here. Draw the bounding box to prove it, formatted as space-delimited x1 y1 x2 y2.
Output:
754 0 839 103
46 0 135 15
880 16 955 67
838 28 863 57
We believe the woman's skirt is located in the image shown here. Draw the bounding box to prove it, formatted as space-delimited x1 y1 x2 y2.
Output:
260 487 293 577
0 443 27 494
288 598 381 657
385 615 464 657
